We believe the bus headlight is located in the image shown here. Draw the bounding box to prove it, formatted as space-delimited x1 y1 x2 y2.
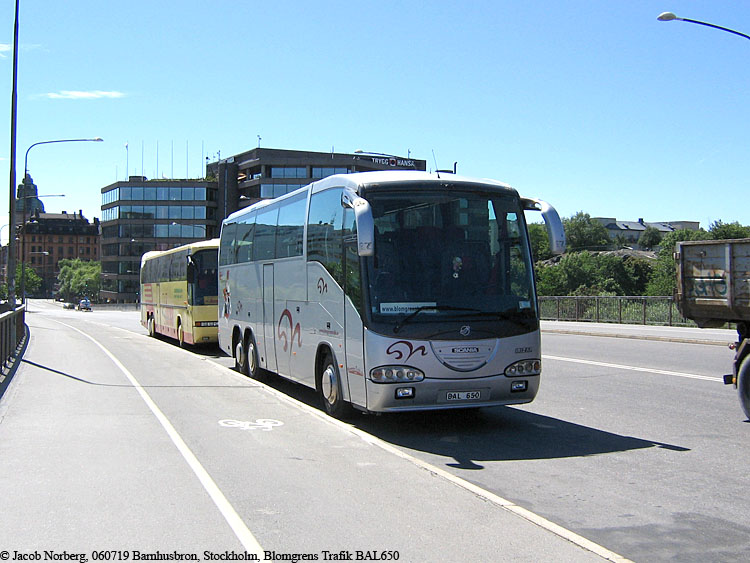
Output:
370 366 425 383
505 359 541 377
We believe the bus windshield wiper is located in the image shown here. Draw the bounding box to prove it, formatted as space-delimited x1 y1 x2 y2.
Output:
393 305 481 334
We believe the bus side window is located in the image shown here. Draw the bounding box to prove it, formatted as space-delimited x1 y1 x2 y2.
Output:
220 223 237 265
307 188 344 285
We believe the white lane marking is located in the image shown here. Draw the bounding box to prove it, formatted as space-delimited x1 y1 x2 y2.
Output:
543 354 723 382
54 320 263 556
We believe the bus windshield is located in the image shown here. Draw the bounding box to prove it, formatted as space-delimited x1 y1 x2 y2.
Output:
365 188 536 331
192 249 218 306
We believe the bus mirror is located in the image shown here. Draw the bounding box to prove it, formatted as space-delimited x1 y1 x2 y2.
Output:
342 192 375 257
522 198 566 255
186 256 196 282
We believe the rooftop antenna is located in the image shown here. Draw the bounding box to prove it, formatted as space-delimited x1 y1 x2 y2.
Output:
431 149 440 178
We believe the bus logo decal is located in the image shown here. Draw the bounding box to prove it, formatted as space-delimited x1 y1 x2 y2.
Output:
386 341 428 361
278 309 302 352
317 277 328 294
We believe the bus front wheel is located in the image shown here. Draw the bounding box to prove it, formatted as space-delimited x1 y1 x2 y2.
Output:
178 322 186 348
319 352 352 419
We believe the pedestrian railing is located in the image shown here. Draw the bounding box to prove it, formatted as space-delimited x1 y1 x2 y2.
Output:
538 296 695 327
1 305 26 373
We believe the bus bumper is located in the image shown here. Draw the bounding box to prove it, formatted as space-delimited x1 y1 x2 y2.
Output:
363 374 540 412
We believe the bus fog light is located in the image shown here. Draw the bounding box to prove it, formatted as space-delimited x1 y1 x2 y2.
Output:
511 380 528 392
505 359 541 377
370 366 424 383
396 387 414 399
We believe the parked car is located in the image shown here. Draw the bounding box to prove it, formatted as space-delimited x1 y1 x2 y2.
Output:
77 298 91 311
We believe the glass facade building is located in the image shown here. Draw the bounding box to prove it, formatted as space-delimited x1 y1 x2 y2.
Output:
99 177 218 302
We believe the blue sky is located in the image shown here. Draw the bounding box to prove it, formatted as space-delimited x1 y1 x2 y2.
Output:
1 1 750 244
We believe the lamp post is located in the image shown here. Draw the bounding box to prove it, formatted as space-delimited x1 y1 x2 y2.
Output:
17 137 102 305
24 137 103 182
657 12 750 41
7 0 19 309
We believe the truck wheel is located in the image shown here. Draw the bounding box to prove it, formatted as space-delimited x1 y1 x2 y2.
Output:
739 356 750 421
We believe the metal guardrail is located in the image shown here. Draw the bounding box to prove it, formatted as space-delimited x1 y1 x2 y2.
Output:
538 296 695 327
1 305 26 373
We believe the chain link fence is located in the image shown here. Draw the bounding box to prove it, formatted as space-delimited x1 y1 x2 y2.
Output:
538 296 697 326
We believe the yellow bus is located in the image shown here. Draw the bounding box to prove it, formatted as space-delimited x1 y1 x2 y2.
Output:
140 239 219 346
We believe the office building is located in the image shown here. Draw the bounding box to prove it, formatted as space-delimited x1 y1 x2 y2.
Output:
100 177 219 302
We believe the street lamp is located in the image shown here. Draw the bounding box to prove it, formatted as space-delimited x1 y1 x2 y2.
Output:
657 12 750 41
24 137 103 183
10 137 103 306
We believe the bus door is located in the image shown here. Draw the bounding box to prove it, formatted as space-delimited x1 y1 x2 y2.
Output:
343 208 367 407
262 263 277 373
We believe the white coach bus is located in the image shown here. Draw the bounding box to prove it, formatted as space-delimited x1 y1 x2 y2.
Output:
218 171 565 418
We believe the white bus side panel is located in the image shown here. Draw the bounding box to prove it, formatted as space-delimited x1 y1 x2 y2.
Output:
303 262 345 392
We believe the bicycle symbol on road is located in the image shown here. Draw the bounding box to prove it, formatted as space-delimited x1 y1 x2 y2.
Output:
219 419 284 432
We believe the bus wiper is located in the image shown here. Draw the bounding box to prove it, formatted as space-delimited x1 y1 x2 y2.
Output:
393 305 481 334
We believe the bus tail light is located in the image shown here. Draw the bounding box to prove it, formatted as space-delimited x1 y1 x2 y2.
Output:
370 366 425 383
505 360 541 377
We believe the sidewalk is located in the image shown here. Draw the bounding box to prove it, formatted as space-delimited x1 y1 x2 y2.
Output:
541 320 736 347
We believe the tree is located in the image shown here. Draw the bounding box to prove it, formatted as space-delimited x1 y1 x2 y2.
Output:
57 259 101 301
535 251 653 296
645 229 711 296
563 212 611 252
0 264 43 300
709 220 750 240
527 223 552 262
638 226 662 250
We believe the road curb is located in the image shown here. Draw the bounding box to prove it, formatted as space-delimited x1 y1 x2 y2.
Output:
542 328 732 347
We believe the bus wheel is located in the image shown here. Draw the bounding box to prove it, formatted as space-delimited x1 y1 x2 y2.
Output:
245 335 261 380
739 356 750 421
319 352 352 419
147 316 155 337
234 337 247 375
178 322 186 348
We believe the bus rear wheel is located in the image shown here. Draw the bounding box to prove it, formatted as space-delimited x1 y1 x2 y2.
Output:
236 333 261 380
319 352 352 419
148 316 155 337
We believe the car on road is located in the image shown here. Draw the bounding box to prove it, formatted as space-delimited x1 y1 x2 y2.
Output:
77 298 91 311
63 302 75 309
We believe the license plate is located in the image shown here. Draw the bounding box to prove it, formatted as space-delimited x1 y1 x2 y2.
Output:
446 390 481 401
